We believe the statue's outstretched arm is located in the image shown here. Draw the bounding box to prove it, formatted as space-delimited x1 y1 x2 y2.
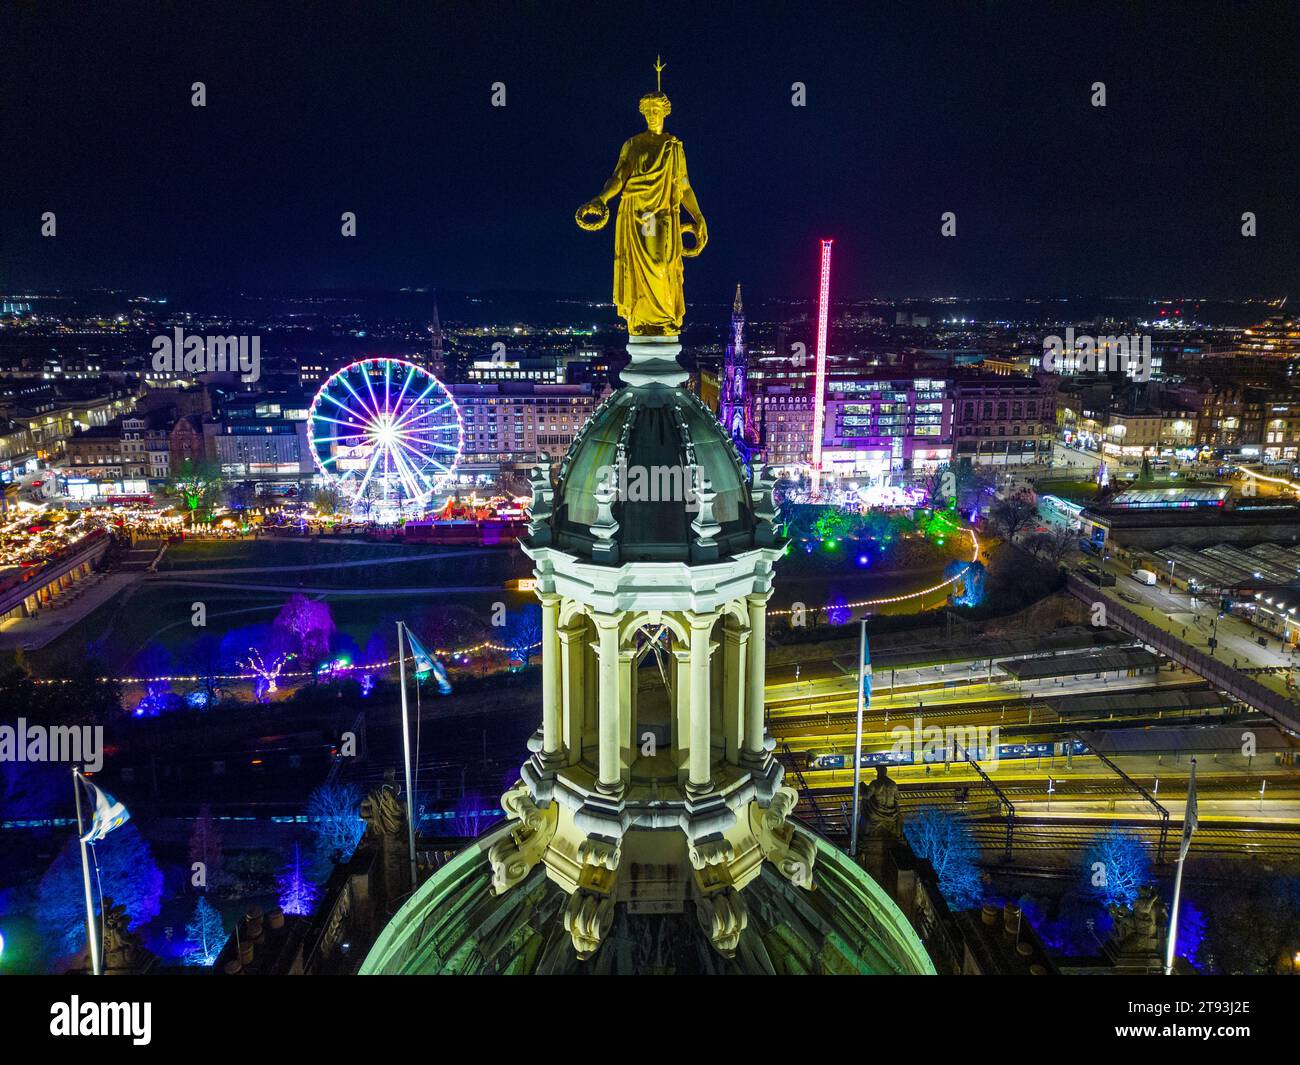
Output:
577 142 630 231
679 157 708 256
596 143 631 204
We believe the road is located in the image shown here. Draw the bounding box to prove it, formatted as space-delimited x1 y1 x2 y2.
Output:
1092 556 1299 702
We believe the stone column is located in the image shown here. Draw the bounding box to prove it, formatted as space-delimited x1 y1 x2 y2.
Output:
687 612 718 790
619 648 636 757
539 593 561 756
557 623 585 763
722 620 749 764
745 593 770 757
591 611 623 793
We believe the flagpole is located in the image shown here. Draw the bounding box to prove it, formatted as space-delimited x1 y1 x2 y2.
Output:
396 621 419 891
849 617 866 858
72 768 102 976
1164 756 1196 975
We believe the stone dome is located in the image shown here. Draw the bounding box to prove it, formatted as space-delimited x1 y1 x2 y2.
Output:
360 822 936 975
549 385 757 564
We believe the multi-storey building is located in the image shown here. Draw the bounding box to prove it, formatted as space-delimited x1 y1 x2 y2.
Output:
451 381 602 483
1197 384 1269 454
754 372 956 481
951 374 1056 467
204 417 313 481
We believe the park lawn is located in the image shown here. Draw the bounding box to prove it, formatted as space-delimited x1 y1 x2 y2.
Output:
1034 478 1100 503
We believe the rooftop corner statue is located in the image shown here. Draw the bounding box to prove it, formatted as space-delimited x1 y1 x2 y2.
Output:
575 58 707 336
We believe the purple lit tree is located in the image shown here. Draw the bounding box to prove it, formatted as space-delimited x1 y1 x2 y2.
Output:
276 843 320 917
825 597 852 626
275 593 336 663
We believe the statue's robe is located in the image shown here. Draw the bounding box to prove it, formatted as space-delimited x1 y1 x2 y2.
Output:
609 132 689 335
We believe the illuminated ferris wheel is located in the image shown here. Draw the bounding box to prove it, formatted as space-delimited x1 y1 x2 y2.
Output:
307 358 463 510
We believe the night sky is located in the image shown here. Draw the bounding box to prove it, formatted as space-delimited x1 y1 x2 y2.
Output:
1 2 1294 303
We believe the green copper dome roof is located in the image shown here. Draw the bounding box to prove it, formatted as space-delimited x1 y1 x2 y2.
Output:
360 823 935 976
550 386 756 563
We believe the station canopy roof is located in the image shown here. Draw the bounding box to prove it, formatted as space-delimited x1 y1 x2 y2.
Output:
870 626 1127 671
1152 541 1300 591
1045 688 1223 716
1080 724 1294 755
998 647 1161 681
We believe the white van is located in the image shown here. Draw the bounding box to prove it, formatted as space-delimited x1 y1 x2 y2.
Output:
1132 569 1157 586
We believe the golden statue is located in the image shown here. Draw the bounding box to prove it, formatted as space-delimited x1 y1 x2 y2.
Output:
575 57 707 336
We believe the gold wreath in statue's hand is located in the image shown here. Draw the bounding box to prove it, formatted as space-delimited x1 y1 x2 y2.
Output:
575 199 610 231
681 218 708 258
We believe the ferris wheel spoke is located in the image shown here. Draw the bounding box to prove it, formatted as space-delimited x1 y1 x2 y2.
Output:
390 428 448 478
392 398 454 433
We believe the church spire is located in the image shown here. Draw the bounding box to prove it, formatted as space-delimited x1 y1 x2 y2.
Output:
733 283 743 316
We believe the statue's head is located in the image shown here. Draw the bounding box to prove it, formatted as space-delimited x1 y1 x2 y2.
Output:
638 92 671 133
875 765 890 779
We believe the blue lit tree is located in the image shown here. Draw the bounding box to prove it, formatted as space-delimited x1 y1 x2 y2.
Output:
305 783 365 871
503 604 543 667
1084 828 1150 909
182 896 227 967
35 822 164 958
277 843 320 917
903 806 984 910
947 560 987 608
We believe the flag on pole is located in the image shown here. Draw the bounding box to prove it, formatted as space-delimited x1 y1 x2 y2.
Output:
405 629 437 676
77 774 130 843
405 627 452 695
1178 758 1199 861
861 633 873 705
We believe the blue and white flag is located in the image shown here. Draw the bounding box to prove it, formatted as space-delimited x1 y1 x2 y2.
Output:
78 775 130 843
861 633 873 706
405 628 437 676
1178 758 1199 862
406 627 452 695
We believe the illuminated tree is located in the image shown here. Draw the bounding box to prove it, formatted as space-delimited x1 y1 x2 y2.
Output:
1084 827 1149 909
825 597 851 626
166 459 223 523
947 561 987 608
276 843 321 916
306 783 365 867
36 822 164 957
275 593 336 662
503 604 543 666
903 806 983 910
813 506 852 540
182 896 227 967
311 484 343 516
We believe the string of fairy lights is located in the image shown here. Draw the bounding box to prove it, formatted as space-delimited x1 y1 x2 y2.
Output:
29 522 980 686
